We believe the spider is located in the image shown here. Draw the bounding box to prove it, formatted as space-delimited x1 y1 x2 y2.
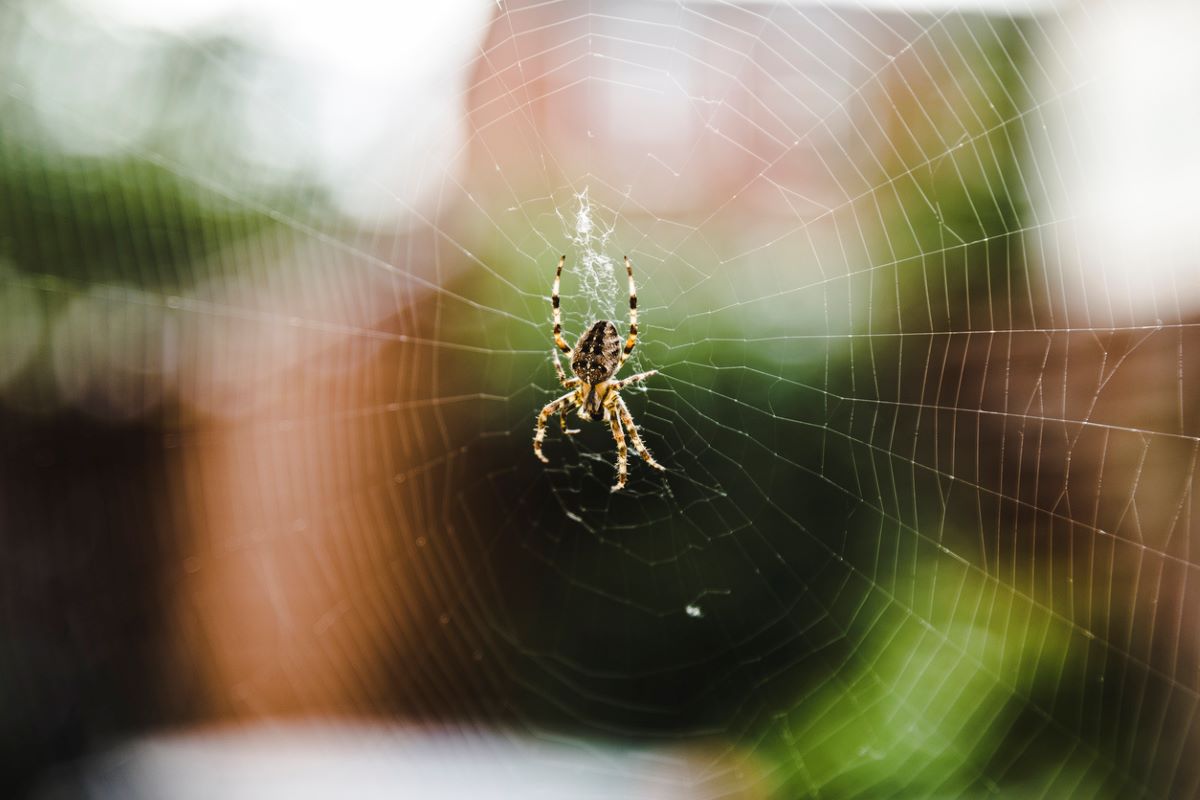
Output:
533 255 666 492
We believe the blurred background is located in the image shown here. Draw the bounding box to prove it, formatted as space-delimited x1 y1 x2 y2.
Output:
2 0 1199 797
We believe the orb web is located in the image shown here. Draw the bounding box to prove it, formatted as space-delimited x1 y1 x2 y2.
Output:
3 0 1197 797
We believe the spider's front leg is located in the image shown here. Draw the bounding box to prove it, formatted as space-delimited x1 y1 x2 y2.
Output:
533 391 574 464
559 407 580 435
551 255 572 355
617 256 639 369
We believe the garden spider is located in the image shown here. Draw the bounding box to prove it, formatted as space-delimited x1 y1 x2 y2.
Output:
533 255 666 492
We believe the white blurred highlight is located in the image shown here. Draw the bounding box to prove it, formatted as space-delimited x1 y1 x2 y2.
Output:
34 725 764 800
34 0 494 218
1034 0 1200 325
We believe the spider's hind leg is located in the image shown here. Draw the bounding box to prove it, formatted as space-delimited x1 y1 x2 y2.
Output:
608 413 628 492
616 395 665 472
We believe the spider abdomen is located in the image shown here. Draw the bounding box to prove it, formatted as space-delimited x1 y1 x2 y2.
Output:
571 320 621 383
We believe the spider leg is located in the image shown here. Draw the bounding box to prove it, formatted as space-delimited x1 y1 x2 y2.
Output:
533 390 575 464
616 394 665 472
610 369 657 391
617 256 638 368
551 255 572 354
559 406 580 435
553 349 579 388
607 410 629 492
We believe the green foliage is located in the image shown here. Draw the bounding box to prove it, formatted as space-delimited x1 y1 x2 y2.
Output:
0 141 279 288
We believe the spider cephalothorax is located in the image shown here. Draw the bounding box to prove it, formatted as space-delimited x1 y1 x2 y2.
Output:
533 256 666 491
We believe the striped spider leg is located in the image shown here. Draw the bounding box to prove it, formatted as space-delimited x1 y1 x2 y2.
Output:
533 255 665 490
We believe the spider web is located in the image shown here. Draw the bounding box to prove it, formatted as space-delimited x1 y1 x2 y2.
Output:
3 0 1199 797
